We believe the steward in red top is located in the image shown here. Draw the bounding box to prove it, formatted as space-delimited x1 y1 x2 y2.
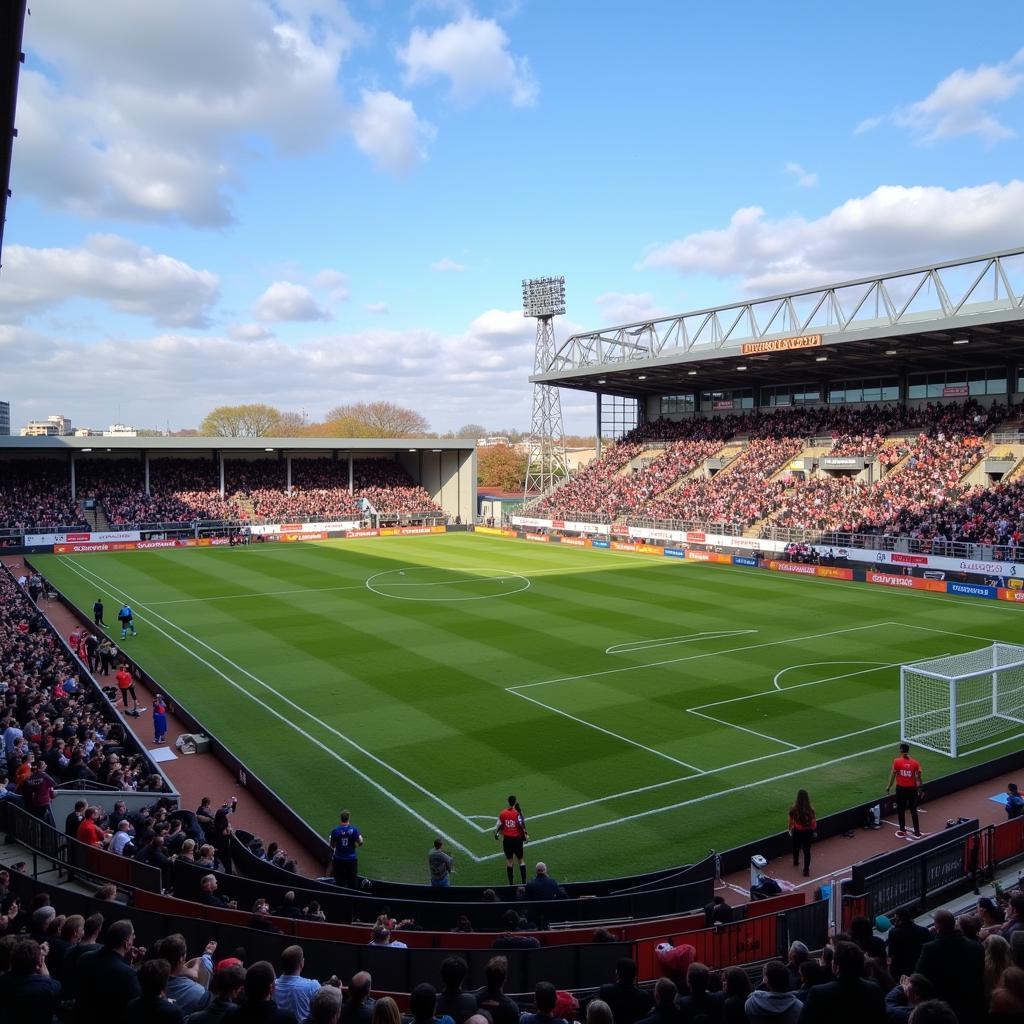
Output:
886 742 924 837
494 795 529 886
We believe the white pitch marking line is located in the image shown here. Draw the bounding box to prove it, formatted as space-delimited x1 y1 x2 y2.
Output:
59 556 490 845
510 622 886 693
772 661 891 691
475 738 899 859
605 629 756 656
508 686 704 773
686 707 800 750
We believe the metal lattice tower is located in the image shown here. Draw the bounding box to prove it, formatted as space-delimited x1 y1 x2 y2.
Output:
522 276 570 499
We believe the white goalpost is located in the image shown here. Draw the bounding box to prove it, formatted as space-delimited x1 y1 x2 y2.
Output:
901 644 1024 757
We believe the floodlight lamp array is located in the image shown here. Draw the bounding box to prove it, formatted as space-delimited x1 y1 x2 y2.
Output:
522 276 566 318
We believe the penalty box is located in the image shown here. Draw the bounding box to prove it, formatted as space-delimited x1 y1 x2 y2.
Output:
514 622 992 768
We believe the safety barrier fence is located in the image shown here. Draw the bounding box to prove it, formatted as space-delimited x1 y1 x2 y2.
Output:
4 865 823 993
0 802 162 893
842 816 1024 926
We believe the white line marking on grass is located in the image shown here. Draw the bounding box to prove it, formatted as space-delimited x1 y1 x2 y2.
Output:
772 661 891 691
146 583 369 605
605 630 756 656
58 556 490 846
365 567 530 602
476 738 899 858
508 687 704 773
686 708 799 749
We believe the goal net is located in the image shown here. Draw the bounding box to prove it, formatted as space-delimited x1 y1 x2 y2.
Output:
901 644 1024 757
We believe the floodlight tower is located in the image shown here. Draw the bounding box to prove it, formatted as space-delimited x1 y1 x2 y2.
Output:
522 275 571 500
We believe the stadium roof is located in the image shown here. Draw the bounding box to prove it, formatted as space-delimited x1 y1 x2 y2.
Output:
533 248 1024 395
0 436 474 453
0 0 27 269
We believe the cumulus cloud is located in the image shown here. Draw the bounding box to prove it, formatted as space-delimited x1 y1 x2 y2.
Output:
593 292 665 325
15 1 432 223
783 162 818 188
0 235 218 327
312 268 351 303
639 180 1024 293
228 322 275 342
350 89 436 173
0 307 572 432
430 257 468 272
398 15 537 106
254 281 330 322
858 48 1024 144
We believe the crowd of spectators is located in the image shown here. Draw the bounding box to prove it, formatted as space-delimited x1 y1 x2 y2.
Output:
352 459 444 518
2 888 1024 1023
0 461 84 531
0 572 168 823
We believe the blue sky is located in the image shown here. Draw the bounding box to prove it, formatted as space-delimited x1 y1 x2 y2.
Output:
2 1 1023 433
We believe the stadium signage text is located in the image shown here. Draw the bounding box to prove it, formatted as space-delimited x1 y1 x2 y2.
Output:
740 334 822 356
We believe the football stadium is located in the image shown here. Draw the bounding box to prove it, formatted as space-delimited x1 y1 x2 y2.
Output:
3 4 1024 1022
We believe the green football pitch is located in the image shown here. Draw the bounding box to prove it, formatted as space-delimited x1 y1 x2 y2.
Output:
32 535 1024 884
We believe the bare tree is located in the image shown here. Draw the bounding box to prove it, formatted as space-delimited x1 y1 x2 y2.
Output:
321 401 429 438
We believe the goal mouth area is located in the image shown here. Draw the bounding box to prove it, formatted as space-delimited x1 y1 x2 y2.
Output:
901 643 1024 758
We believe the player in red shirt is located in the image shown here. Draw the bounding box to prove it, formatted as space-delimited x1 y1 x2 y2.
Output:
886 742 923 837
494 794 529 885
115 664 142 714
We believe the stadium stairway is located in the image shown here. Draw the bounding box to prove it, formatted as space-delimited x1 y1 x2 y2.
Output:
83 503 110 531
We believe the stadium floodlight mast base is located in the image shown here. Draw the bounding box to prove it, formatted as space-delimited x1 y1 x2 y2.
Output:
900 643 1024 757
522 276 571 501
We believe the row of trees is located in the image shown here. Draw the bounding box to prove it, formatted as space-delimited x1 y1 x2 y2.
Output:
198 402 430 438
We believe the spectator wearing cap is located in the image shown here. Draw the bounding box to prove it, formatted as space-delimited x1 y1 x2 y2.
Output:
186 961 246 1024
1006 783 1024 819
914 911 984 1024
275 945 322 1022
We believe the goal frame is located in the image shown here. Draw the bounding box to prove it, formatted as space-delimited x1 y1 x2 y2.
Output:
900 644 1024 758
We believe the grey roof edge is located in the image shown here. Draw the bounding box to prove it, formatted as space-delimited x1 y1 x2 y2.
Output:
0 436 476 451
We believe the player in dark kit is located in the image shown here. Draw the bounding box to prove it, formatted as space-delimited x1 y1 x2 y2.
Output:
495 794 529 885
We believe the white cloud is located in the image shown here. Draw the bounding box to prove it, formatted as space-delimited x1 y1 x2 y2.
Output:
365 302 389 314
398 15 537 107
350 89 436 173
0 235 218 327
0 307 573 432
15 1 426 224
860 49 1024 144
254 281 330 322
593 292 665 325
312 268 351 303
430 257 468 272
228 322 275 342
639 180 1024 293
783 162 818 188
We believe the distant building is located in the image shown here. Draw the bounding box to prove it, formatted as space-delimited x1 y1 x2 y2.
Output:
104 423 138 437
0 401 9 436
73 427 103 437
477 435 510 446
21 414 72 436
